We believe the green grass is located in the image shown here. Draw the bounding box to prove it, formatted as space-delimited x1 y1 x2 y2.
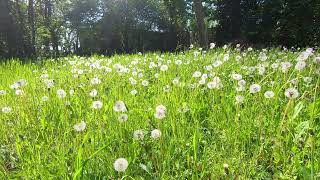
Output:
0 47 319 179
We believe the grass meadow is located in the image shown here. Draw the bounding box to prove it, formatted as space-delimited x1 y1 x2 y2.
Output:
0 47 319 179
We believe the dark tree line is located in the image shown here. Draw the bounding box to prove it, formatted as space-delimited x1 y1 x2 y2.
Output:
0 0 319 59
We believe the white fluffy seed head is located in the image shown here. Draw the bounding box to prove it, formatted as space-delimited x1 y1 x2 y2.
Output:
155 105 166 119
118 114 128 123
235 95 245 104
264 91 275 98
73 121 86 132
151 129 161 139
2 106 12 113
92 101 103 109
113 101 127 112
89 89 98 97
57 89 66 99
249 84 261 94
133 130 145 140
284 88 299 99
114 158 129 172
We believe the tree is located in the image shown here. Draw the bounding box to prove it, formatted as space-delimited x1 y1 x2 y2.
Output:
28 0 36 55
193 0 208 48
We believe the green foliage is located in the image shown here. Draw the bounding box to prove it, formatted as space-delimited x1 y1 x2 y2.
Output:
0 47 319 178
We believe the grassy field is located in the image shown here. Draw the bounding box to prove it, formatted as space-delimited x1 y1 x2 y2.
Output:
0 47 319 179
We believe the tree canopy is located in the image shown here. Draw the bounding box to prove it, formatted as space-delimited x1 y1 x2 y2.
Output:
0 0 319 59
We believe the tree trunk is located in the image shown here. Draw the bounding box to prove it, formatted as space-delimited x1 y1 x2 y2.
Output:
231 0 241 39
15 0 28 57
44 0 51 53
28 0 36 55
193 0 208 48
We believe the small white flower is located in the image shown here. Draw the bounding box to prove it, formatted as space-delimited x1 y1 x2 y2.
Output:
40 73 49 79
249 84 261 94
295 61 306 71
73 121 86 132
223 54 229 61
223 163 229 169
89 89 98 97
114 158 129 172
118 114 128 123
238 79 246 87
212 60 222 68
163 85 170 93
207 77 222 89
258 66 266 75
15 89 24 96
210 43 216 49
264 91 275 98
284 88 299 99
303 77 312 83
235 95 244 104
133 130 145 140
199 79 206 85
172 78 179 85
313 57 320 64
113 101 127 112
57 89 66 99
205 65 213 71
236 55 242 62
151 129 161 139
193 71 202 78
201 74 208 79
235 86 245 92
232 73 242 80
175 60 183 65
259 53 268 61
141 80 149 87
281 62 292 73
92 101 103 109
44 79 54 88
0 90 7 95
297 51 311 61
69 89 75 96
223 45 228 49
271 63 279 69
10 83 19 89
91 77 101 85
194 51 200 57
2 106 12 113
15 79 27 88
77 69 83 75
129 78 137 85
155 105 166 119
130 89 138 95
42 96 49 102
160 65 168 71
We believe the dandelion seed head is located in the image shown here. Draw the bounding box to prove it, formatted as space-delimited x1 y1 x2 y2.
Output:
114 158 129 172
113 101 127 112
264 91 275 98
73 121 86 132
57 89 66 99
284 88 299 99
2 106 12 113
249 84 261 94
92 101 103 109
151 129 161 139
